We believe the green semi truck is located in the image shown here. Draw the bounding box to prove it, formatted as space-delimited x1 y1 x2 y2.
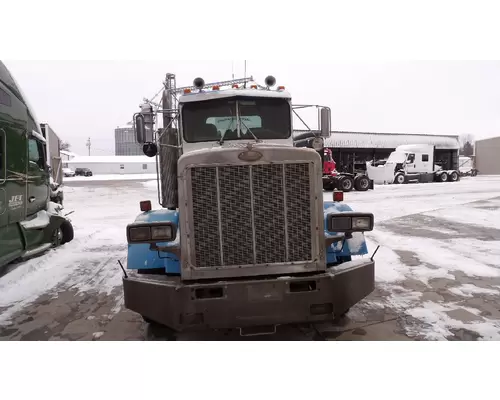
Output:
0 61 74 269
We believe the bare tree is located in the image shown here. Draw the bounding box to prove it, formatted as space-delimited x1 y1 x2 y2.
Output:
59 141 71 151
460 134 475 157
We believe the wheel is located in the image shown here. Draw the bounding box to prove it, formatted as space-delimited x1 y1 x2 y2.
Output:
52 227 63 247
338 176 354 192
394 173 405 184
354 175 370 191
438 172 448 182
449 171 459 182
60 220 74 244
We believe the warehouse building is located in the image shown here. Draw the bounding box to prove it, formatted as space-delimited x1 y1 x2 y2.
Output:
67 155 157 175
475 136 500 175
294 130 461 173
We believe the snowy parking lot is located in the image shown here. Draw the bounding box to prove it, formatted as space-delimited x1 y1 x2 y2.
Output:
1 175 499 340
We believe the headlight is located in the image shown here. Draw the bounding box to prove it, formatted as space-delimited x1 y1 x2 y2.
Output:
129 227 151 242
327 212 374 233
151 225 173 241
127 223 176 243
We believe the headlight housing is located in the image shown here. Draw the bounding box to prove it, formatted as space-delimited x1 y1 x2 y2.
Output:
327 212 374 233
127 222 176 243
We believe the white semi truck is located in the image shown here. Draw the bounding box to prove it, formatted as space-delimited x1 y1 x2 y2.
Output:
366 144 460 185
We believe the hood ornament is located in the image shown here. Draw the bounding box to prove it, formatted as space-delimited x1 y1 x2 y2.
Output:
238 143 263 162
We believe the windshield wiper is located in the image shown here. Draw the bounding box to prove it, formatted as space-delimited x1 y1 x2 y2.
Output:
239 118 261 143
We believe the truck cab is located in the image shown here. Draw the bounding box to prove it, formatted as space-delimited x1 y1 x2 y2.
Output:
122 75 376 337
0 61 74 269
366 144 460 185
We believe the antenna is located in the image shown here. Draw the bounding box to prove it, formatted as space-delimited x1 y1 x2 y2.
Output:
232 61 235 80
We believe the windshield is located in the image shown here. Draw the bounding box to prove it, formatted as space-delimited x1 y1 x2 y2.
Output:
387 151 407 163
182 97 291 143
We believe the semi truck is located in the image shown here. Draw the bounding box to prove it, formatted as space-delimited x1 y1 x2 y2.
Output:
293 132 374 192
122 73 377 339
366 144 461 185
0 61 74 269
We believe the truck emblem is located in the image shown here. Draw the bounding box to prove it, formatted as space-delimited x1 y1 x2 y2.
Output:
8 195 23 210
238 150 263 162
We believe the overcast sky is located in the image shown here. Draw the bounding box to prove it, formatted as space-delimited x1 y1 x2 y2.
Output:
4 60 500 155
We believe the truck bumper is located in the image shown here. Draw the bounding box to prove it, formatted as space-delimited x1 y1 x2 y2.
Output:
123 259 375 333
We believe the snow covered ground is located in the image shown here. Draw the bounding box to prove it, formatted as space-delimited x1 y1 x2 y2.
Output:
0 175 499 340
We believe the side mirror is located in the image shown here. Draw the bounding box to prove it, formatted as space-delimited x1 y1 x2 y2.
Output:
134 113 146 144
319 107 331 138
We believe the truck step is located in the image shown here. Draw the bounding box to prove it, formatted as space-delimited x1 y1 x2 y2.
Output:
20 243 53 260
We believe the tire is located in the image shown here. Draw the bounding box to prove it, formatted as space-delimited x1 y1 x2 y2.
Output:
438 172 448 182
394 173 405 184
449 171 459 182
60 219 74 244
354 175 370 192
338 176 354 192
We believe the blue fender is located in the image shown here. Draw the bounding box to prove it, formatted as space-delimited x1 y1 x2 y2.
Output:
323 201 369 265
127 209 181 274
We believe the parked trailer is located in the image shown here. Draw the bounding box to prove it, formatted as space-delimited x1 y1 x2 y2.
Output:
366 144 460 185
293 132 374 192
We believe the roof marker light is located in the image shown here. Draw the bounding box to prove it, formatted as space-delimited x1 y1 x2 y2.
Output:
232 84 239 88
212 85 220 91
251 85 258 89
277 86 285 91
184 88 191 94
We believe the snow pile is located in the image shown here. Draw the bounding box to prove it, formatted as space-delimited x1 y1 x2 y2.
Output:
448 284 500 298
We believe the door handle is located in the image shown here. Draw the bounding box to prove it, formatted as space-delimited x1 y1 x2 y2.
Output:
29 196 36 203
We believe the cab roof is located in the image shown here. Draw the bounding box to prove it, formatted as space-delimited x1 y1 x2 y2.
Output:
179 88 292 104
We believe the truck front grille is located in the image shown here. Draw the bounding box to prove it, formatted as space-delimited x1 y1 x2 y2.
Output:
190 163 313 269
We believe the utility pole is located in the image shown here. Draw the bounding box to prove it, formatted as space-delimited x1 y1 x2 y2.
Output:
86 137 91 156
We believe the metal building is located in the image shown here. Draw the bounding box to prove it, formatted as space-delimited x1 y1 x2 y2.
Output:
40 123 63 184
115 123 143 156
295 130 460 173
475 136 500 175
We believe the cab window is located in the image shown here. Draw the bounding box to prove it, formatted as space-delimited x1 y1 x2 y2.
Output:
28 138 45 170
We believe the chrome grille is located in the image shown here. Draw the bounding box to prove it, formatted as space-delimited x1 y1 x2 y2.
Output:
190 163 313 269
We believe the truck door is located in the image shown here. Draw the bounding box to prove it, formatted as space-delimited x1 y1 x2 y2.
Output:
405 153 416 172
27 134 49 216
